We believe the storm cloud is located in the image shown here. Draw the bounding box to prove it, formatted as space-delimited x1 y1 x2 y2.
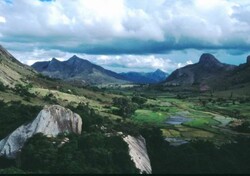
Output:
0 0 250 72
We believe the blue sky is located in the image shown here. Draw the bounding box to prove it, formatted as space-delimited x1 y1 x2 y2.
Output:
0 0 250 73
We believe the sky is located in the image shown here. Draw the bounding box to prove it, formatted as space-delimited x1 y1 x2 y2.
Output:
0 0 250 73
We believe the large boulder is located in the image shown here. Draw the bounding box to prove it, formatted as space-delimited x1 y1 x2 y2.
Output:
123 135 152 174
0 105 82 158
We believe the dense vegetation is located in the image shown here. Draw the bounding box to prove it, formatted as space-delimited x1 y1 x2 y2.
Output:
112 97 138 118
141 127 250 174
1 79 250 174
17 132 139 174
0 101 139 174
0 101 41 139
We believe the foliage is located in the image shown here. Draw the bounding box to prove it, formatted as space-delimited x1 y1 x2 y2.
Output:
19 132 139 174
14 83 35 100
0 167 26 174
21 133 58 173
141 126 250 174
0 101 42 139
131 96 147 106
0 157 15 169
233 121 250 133
0 81 5 91
43 93 57 104
112 97 138 118
67 103 104 132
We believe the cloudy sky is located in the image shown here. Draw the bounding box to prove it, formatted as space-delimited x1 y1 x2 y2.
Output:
1 0 250 73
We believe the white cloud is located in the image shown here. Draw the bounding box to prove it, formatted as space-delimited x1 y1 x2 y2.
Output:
10 47 194 73
0 16 5 23
1 0 250 73
177 60 193 68
1 0 250 45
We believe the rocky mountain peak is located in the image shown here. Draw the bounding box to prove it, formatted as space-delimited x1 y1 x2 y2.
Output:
67 55 88 65
198 53 221 66
0 105 82 158
51 57 60 62
154 69 165 74
247 56 250 65
69 55 81 61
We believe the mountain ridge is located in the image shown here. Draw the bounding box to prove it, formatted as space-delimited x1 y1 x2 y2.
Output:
32 55 128 85
164 53 237 90
120 69 169 84
0 45 36 86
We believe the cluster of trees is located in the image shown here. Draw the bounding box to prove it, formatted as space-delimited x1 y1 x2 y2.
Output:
233 121 250 133
43 93 57 104
0 103 139 174
0 101 41 139
67 103 104 132
0 132 139 174
112 96 147 118
14 83 36 101
0 81 6 91
112 97 138 118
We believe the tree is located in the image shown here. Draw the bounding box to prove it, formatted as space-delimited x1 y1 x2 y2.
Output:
20 133 58 172
0 81 5 91
112 97 138 118
131 96 147 106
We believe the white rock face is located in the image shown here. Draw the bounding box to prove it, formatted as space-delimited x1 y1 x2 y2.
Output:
123 135 152 174
0 105 82 158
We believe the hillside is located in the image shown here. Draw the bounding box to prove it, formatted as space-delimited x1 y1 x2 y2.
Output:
32 56 128 85
120 69 169 84
0 45 36 87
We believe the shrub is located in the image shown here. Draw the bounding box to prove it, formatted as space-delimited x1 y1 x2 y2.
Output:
0 81 5 91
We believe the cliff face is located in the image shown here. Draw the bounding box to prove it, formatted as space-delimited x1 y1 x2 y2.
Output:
123 135 152 174
0 105 82 158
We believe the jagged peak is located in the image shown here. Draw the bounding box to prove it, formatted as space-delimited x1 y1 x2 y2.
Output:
247 55 250 65
198 53 221 66
154 69 165 73
51 57 60 62
69 55 81 61
67 55 92 66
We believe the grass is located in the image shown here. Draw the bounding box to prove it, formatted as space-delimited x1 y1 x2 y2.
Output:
132 109 167 125
184 117 219 127
161 129 181 137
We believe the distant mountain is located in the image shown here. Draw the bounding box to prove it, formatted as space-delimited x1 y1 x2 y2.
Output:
120 69 169 84
164 53 236 91
0 45 36 86
224 56 250 86
32 55 128 85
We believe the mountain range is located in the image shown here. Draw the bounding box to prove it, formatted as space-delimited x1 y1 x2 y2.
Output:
164 53 250 91
120 69 169 84
2 44 250 91
32 56 169 85
32 55 128 85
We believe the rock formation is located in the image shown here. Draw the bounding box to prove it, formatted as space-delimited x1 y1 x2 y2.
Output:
164 53 236 87
0 105 82 158
123 135 152 174
247 56 250 65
